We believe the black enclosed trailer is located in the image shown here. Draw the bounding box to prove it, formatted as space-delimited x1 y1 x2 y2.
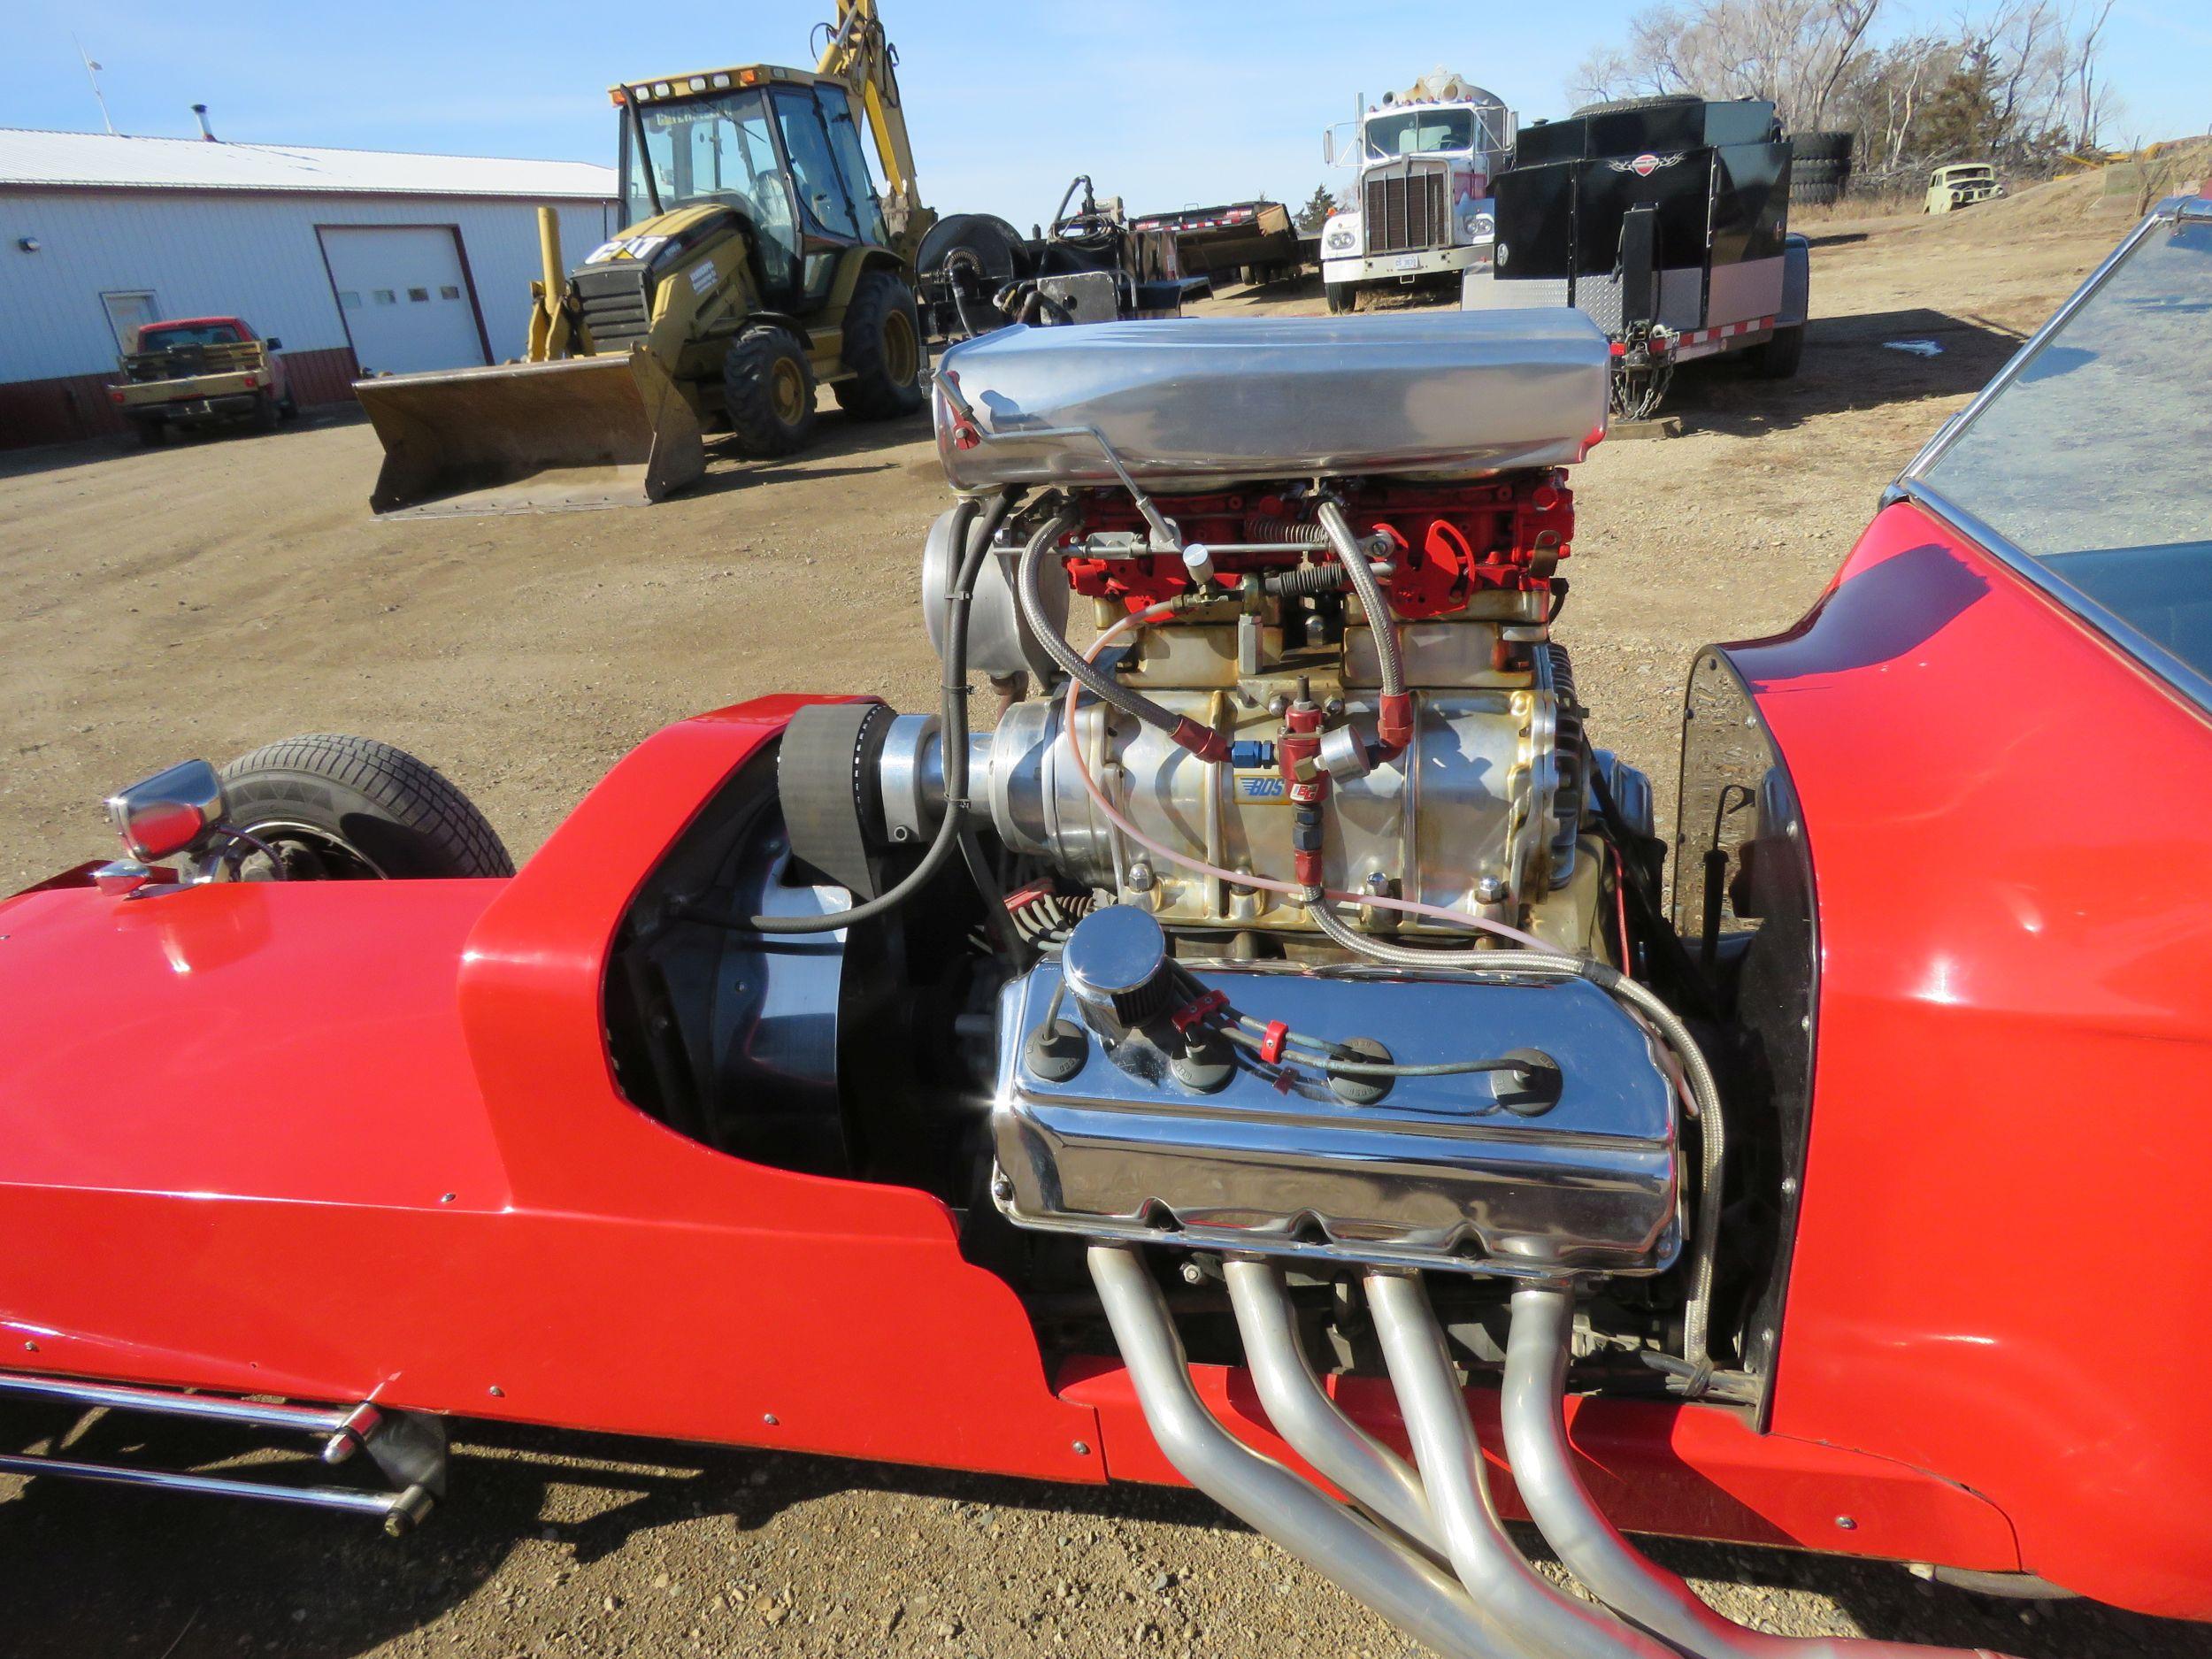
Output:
1463 96 1810 417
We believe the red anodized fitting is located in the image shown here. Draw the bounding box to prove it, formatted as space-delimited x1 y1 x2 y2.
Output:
1375 692 1415 760
1170 717 1232 764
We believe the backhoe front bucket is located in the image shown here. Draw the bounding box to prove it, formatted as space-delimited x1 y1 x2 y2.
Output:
358 350 707 518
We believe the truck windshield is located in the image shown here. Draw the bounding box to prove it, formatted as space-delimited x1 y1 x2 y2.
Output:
626 88 789 225
137 322 243 349
1364 108 1476 158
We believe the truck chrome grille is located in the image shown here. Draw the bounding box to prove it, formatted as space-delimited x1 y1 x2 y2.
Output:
1363 167 1449 255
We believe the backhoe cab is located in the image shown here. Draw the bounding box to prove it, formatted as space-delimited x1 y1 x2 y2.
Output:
593 65 926 437
359 9 928 517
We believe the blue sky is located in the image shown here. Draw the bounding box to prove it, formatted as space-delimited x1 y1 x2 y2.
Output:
6 1 2206 219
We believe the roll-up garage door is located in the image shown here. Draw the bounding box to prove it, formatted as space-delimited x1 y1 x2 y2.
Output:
319 226 489 376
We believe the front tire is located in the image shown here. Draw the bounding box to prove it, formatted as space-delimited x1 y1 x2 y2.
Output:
1325 282 1356 315
214 735 512 880
833 269 926 420
723 325 819 457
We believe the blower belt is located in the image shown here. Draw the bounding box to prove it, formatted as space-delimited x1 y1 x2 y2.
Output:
777 701 894 902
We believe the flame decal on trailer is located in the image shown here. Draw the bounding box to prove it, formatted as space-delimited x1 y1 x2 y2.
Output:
1610 152 1686 177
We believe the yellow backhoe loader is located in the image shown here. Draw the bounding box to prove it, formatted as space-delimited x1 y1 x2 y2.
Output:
359 1 932 517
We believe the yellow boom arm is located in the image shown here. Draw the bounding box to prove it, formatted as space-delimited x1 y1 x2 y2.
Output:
815 0 925 241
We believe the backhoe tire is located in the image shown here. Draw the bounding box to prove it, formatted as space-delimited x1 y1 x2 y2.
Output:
833 270 926 420
723 325 819 457
215 735 513 881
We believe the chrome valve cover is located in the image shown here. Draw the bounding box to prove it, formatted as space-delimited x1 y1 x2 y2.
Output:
990 953 1680 1277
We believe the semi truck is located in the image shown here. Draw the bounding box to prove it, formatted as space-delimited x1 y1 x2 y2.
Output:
1317 69 1516 313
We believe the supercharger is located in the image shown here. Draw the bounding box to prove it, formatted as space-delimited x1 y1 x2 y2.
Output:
886 312 1650 953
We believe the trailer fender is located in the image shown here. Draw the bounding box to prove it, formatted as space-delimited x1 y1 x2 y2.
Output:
1778 232 1811 328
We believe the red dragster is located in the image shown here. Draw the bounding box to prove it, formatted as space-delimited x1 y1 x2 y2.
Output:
6 197 2210 1657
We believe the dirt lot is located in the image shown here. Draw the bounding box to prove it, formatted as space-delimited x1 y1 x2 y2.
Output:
2 175 2200 1657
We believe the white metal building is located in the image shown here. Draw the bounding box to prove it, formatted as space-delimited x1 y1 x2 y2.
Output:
0 127 618 447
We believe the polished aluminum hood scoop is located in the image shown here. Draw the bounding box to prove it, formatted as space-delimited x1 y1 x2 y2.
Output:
933 310 1610 493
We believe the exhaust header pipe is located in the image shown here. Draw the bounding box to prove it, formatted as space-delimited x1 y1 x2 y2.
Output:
1365 1271 1671 1659
1498 1285 2019 1659
1091 1246 1519 1659
1094 1248 2024 1659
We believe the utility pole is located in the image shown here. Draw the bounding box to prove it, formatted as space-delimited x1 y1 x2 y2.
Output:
73 35 116 135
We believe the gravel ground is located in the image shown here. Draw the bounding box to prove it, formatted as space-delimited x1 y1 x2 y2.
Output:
2 175 2202 1655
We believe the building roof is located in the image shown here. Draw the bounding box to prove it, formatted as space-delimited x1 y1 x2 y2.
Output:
0 127 616 201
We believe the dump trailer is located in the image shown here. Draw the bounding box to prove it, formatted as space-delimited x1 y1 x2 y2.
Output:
1128 199 1302 285
1463 95 1809 419
360 1 931 518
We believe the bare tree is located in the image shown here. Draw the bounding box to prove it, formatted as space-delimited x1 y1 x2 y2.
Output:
1578 0 2123 185
2066 0 2116 150
1574 1 1886 131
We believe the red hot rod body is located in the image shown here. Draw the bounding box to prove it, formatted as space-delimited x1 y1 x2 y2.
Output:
4 197 2211 1638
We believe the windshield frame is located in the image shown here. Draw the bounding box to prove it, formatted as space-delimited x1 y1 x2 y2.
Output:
1362 104 1495 161
620 86 790 221
1894 196 2212 718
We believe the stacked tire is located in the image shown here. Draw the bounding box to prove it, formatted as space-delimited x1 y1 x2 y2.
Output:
1790 132 1855 207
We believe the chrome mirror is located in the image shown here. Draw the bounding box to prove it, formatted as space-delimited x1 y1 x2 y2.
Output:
1322 128 1335 165
105 759 227 862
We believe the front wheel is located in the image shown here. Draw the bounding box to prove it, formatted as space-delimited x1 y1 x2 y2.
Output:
1325 282 1356 315
211 735 512 880
723 325 819 457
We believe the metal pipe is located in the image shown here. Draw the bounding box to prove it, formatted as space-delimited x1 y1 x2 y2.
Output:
0 1371 361 1438
1365 1272 1673 1659
0 1452 426 1530
1088 1246 1528 1659
1317 500 1405 702
1221 1258 1444 1559
1500 1285 2016 1659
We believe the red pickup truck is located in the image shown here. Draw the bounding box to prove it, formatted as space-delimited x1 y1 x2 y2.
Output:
106 316 296 444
